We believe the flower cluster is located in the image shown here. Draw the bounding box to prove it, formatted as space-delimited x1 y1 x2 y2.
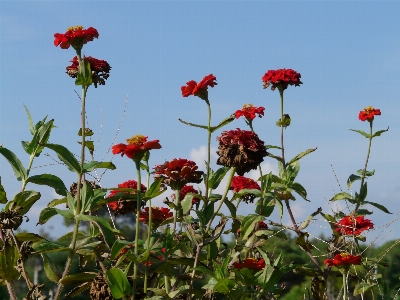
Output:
216 129 268 175
324 253 361 267
108 180 147 215
230 175 261 203
54 26 99 50
66 56 111 88
233 258 266 270
358 106 381 122
154 158 203 190
181 74 217 101
262 68 302 91
139 207 173 225
112 135 161 161
335 215 374 236
235 104 265 121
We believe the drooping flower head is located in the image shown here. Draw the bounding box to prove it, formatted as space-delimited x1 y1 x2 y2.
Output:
262 68 302 91
324 253 361 268
108 180 147 215
175 185 200 205
233 258 266 270
66 56 111 88
112 134 161 161
358 106 381 122
154 159 203 190
139 207 173 225
54 26 99 50
230 175 261 203
181 74 217 101
335 215 374 236
235 104 265 121
216 129 268 176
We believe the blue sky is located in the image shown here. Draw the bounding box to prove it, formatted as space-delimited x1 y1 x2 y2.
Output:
1 1 400 245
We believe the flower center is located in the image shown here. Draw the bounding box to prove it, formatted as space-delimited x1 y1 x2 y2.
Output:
126 134 146 145
363 106 374 113
340 252 350 258
67 25 83 32
242 103 254 109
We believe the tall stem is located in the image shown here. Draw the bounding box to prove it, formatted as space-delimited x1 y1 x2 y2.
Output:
132 160 142 300
279 89 285 166
342 272 347 300
144 160 151 294
205 100 212 199
172 189 181 233
6 281 17 300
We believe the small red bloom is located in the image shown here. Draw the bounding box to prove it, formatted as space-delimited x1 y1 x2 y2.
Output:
335 215 374 236
233 258 266 270
358 106 381 122
154 159 203 190
112 134 161 161
231 175 261 203
235 104 265 121
108 180 147 215
54 26 99 50
139 207 173 225
179 185 200 204
66 56 111 88
181 74 217 101
262 68 302 91
324 253 362 267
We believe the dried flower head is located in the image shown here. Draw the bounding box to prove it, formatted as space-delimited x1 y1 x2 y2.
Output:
235 104 265 121
0 209 23 230
358 106 381 122
181 74 217 101
89 274 113 300
70 180 101 198
335 215 374 236
66 56 111 88
262 68 302 91
112 134 161 161
54 26 99 50
230 175 261 203
216 129 268 175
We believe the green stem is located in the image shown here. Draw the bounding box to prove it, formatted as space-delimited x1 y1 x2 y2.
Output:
6 281 17 300
172 189 181 233
343 272 347 300
205 100 212 199
144 160 151 294
279 89 286 166
132 160 142 300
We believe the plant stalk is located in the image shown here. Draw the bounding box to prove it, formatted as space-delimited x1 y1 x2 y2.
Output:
132 160 142 300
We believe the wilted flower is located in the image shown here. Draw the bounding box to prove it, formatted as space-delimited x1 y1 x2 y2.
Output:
235 104 265 121
335 215 374 236
54 26 99 50
358 106 381 122
233 258 266 270
112 134 161 161
108 180 147 215
181 74 217 101
0 209 23 230
216 129 268 175
324 253 361 267
89 274 112 300
262 68 302 91
154 159 203 190
230 175 261 203
139 207 173 225
66 56 111 88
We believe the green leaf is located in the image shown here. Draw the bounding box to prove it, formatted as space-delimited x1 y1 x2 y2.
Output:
38 207 74 225
213 278 236 294
329 192 354 202
143 178 165 201
26 174 68 196
65 282 92 298
110 240 134 260
287 147 317 165
203 218 227 246
45 143 82 173
359 182 367 202
210 115 235 133
15 232 46 243
299 208 322 230
372 127 389 138
208 166 229 190
27 119 54 157
47 197 67 208
319 212 339 235
290 182 308 201
81 181 94 213
41 253 61 282
13 190 41 215
224 198 236 218
203 202 215 225
354 281 377 296
106 268 132 298
347 174 361 189
181 192 196 215
0 147 27 181
265 145 282 150
363 201 392 214
23 104 35 135
78 141 94 154
266 152 284 164
59 272 98 285
33 241 70 254
350 129 371 138
178 118 208 130
75 214 115 246
286 160 300 182
0 180 7 204
241 215 263 240
75 58 93 86
78 128 94 136
357 169 375 177
0 239 20 281
255 196 275 217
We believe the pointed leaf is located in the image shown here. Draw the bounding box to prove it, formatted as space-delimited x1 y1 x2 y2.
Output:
0 147 27 181
208 166 229 190
65 282 91 298
0 180 6 204
45 143 81 173
299 207 322 230
27 119 54 156
372 127 389 138
13 190 41 215
106 268 132 298
75 214 115 246
41 254 61 282
59 272 98 285
26 174 68 196
363 201 391 214
350 129 371 138
0 239 20 281
329 192 354 202
224 198 236 218
83 161 116 172
33 241 70 253
359 182 368 202
210 115 235 133
287 147 317 165
143 178 165 201
15 233 46 243
24 104 35 135
347 174 362 189
178 118 208 130
357 169 375 177
78 141 94 154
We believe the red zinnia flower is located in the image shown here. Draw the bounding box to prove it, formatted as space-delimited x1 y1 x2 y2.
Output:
262 68 302 91
178 185 200 204
154 158 203 190
358 106 381 122
54 26 99 50
235 104 265 121
139 207 173 225
324 253 361 267
108 180 147 215
181 74 217 101
66 56 111 88
112 134 161 161
334 215 374 236
231 175 261 203
233 258 266 270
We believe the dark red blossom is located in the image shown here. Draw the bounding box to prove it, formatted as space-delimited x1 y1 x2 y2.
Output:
231 175 261 203
235 104 265 121
324 253 361 267
112 134 161 161
233 258 266 270
335 215 374 236
179 185 200 204
154 159 203 190
66 56 111 87
108 180 147 215
358 106 381 122
54 26 99 50
262 68 302 91
139 207 173 225
181 74 217 101
216 129 268 175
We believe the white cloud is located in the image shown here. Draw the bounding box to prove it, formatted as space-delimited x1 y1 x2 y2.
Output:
189 145 218 170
